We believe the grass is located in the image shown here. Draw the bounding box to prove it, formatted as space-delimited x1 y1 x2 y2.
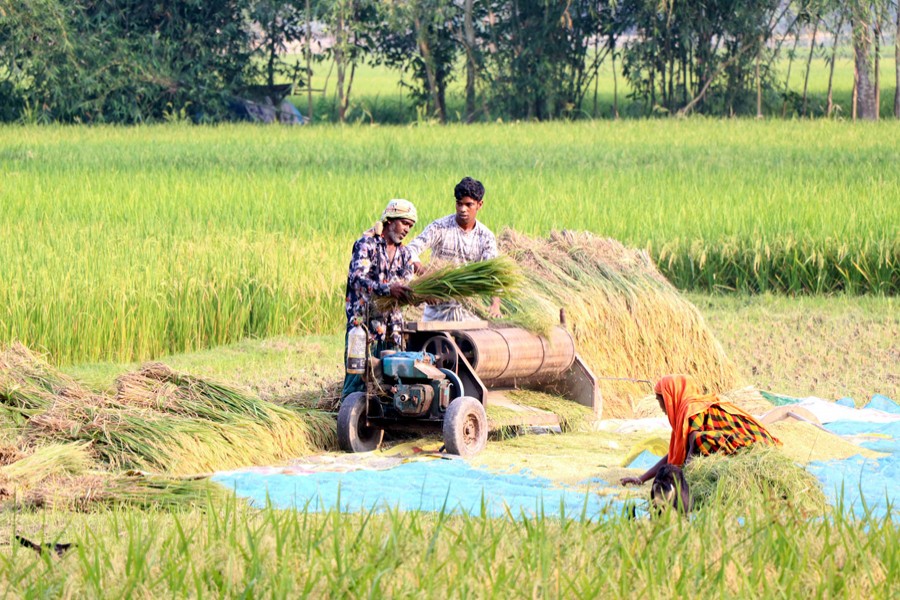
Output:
1 497 898 597
695 293 900 402
2 120 898 364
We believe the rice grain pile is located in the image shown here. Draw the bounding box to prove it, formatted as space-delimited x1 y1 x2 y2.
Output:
494 230 738 419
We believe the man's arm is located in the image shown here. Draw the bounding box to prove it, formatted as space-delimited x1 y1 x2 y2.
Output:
406 221 437 268
347 238 391 297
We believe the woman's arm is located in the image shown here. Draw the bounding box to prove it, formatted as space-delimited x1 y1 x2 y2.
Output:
620 454 668 486
685 432 699 464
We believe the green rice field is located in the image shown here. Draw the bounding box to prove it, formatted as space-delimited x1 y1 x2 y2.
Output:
2 497 898 598
2 120 898 364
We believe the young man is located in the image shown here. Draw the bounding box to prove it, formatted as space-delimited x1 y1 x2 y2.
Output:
342 199 417 399
406 177 502 321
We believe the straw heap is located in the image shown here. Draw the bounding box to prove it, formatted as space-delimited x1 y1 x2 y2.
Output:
495 230 738 418
685 446 827 515
0 344 337 508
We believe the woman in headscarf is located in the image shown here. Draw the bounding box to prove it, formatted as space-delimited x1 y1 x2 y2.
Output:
620 374 780 486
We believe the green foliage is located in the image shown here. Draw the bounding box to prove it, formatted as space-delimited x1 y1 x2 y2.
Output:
0 0 257 123
620 0 783 115
371 0 460 122
685 446 828 515
482 0 608 120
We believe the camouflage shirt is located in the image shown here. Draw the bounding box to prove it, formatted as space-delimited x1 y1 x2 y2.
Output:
344 234 414 346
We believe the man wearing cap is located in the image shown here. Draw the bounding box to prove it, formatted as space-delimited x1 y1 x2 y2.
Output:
342 199 417 398
407 176 501 321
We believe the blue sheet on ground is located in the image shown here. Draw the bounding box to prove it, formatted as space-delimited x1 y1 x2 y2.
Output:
212 394 900 520
808 418 900 519
212 459 622 519
836 397 856 408
864 394 900 414
628 449 662 470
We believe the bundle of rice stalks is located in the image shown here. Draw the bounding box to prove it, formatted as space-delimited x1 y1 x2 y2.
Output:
375 256 521 312
21 362 338 475
0 343 91 426
497 230 738 418
684 446 826 515
0 442 92 492
11 472 225 511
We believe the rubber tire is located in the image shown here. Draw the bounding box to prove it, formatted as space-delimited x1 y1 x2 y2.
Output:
337 392 384 453
442 396 488 457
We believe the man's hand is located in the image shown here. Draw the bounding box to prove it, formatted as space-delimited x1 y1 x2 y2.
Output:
488 297 502 319
413 261 425 275
389 283 412 302
620 476 644 487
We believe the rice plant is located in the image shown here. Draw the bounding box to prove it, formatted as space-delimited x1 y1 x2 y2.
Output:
1 121 897 364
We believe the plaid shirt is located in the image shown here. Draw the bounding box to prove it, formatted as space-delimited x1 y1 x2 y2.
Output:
406 215 498 321
344 234 414 346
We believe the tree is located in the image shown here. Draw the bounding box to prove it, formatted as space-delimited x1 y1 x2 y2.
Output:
319 0 376 122
480 0 609 120
850 1 877 119
0 0 258 123
252 0 307 90
372 0 460 123
620 0 783 117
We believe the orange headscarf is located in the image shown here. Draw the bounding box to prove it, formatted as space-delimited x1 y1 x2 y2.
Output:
655 374 762 466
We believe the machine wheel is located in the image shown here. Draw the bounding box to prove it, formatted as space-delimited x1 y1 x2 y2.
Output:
337 392 384 453
442 396 488 457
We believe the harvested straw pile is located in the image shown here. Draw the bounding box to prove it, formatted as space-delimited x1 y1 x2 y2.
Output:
0 442 223 510
27 362 338 475
684 446 826 515
494 230 738 419
376 256 520 312
0 344 337 510
0 342 91 426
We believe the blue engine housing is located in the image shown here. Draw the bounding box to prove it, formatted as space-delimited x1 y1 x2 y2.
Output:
381 351 437 380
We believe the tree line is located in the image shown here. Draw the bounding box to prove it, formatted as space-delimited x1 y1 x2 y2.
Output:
1 0 898 124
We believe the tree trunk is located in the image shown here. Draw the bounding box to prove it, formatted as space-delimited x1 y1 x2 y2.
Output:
874 10 881 119
895 2 900 118
463 0 476 122
343 61 356 119
611 35 619 119
826 13 843 117
335 3 346 123
781 32 801 117
306 0 313 123
801 17 820 117
756 37 763 118
852 6 877 120
413 14 443 122
592 37 599 117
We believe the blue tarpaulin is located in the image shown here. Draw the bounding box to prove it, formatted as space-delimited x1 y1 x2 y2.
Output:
213 459 623 519
213 395 900 520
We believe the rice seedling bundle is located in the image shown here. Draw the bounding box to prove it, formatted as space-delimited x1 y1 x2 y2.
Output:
497 230 738 418
684 445 827 515
375 256 521 312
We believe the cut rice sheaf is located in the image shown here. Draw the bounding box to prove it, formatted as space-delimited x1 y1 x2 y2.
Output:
491 230 738 419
